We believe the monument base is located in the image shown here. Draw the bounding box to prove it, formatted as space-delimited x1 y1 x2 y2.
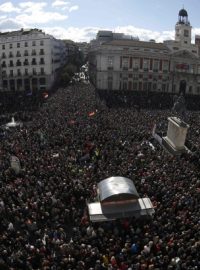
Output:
162 136 188 155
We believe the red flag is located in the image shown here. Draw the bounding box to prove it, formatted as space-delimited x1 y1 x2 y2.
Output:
88 111 95 117
43 92 48 99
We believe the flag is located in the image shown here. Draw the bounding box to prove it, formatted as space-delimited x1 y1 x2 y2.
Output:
10 155 21 174
43 92 48 99
88 111 95 117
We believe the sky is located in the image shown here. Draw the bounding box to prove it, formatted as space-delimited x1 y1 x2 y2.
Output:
0 0 200 42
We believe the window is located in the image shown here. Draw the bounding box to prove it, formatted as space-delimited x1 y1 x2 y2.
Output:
197 87 200 93
32 58 37 65
17 43 20 48
25 68 28 75
9 44 12 49
24 50 29 56
33 68 37 75
107 56 113 70
2 44 5 50
40 40 44 46
10 70 13 76
25 42 28 47
143 59 149 70
132 58 139 69
153 60 159 71
189 86 193 93
173 47 179 50
9 60 14 67
32 41 36 46
40 67 44 74
198 65 200 74
40 49 44 55
2 53 6 58
122 57 129 70
16 51 21 57
32 49 36 56
17 69 21 76
184 29 189 37
163 61 168 72
16 60 21 66
40 58 45 64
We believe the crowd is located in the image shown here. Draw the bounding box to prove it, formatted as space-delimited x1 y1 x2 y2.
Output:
0 83 200 270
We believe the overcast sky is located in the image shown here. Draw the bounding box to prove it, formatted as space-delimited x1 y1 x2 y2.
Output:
1 0 200 42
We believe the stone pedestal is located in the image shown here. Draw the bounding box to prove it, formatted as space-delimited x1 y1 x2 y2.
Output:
162 117 189 155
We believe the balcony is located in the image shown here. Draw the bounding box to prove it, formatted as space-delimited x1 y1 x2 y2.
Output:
16 53 21 57
2 54 6 59
17 73 22 76
1 63 6 68
39 61 45 65
32 61 37 65
16 62 22 66
163 70 168 73
39 51 44 55
143 68 149 72
33 71 37 75
153 69 158 72
133 67 139 71
32 52 36 56
9 74 14 78
9 54 14 58
24 53 29 56
23 62 29 66
9 64 14 67
122 66 128 71
107 66 113 70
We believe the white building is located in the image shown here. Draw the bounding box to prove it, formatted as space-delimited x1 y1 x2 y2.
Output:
0 28 67 93
89 8 200 96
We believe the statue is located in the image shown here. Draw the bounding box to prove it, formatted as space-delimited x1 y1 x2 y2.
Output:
172 94 186 121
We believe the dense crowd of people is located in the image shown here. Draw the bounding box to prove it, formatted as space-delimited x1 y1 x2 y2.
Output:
0 83 200 270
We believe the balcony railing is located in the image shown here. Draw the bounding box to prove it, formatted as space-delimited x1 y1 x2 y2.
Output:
16 53 21 57
16 62 22 66
9 54 13 58
107 66 113 70
1 64 6 68
122 66 128 71
32 61 37 65
23 62 29 66
39 61 45 65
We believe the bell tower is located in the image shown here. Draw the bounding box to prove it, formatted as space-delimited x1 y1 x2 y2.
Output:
175 8 192 45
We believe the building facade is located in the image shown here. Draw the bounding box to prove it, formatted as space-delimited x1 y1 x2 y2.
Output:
0 28 67 93
89 9 200 96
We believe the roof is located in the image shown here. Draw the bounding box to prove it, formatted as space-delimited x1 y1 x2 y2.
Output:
103 39 170 50
98 176 139 202
179 8 188 17
88 198 155 222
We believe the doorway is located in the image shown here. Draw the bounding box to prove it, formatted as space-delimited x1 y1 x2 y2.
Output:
179 80 186 95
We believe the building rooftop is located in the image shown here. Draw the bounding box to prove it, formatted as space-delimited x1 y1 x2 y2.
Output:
104 39 170 50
